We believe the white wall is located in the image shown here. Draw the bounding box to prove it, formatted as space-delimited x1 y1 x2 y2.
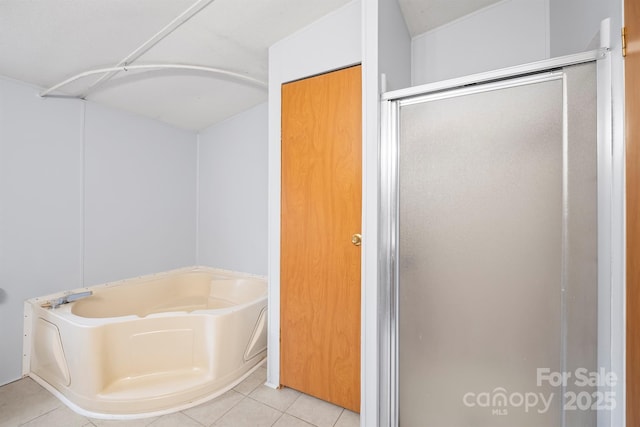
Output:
0 77 83 385
411 0 550 85
197 102 268 276
267 0 362 389
378 0 412 91
83 102 197 285
0 77 198 385
549 0 611 56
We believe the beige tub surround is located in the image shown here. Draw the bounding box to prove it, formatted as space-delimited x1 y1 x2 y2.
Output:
22 267 268 419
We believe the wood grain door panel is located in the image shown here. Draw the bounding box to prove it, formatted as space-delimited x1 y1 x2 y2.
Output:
280 65 362 412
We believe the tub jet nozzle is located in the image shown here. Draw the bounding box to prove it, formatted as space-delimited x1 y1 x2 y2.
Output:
41 291 93 309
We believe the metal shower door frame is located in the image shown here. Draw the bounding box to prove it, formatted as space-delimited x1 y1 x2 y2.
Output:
377 48 617 427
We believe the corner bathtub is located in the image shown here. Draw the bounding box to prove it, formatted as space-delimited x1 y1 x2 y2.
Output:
22 267 267 419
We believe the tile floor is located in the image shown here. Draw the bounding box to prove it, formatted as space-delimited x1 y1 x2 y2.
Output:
0 366 359 427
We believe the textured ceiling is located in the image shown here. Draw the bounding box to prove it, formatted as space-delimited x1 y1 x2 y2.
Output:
0 0 502 131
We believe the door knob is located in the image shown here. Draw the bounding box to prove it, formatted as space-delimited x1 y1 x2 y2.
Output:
351 233 362 246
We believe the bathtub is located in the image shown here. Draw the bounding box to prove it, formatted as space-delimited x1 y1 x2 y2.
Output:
22 266 267 419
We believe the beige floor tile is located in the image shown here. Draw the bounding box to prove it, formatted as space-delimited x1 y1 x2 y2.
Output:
147 412 204 427
212 398 281 427
271 414 315 427
334 409 359 427
19 405 90 427
182 390 244 425
285 394 342 427
0 378 60 427
233 368 267 396
0 371 358 427
249 386 300 411
89 416 158 426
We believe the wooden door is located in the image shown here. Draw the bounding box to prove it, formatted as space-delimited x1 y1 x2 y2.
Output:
627 0 640 425
280 65 362 412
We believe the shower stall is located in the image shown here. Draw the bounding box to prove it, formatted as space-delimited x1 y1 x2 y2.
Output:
379 51 614 426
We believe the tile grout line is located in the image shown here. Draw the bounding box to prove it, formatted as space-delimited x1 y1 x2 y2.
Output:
16 403 61 426
285 412 320 427
245 388 300 413
179 410 208 427
331 408 345 427
270 412 285 427
208 394 248 427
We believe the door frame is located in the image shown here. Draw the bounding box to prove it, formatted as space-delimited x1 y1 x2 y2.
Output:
378 48 621 427
265 61 362 391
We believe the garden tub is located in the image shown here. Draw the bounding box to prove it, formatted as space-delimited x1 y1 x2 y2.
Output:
22 266 267 419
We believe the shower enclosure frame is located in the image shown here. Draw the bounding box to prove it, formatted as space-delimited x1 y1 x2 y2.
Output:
377 48 621 427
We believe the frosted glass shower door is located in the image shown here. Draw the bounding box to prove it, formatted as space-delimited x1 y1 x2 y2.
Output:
395 63 598 426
